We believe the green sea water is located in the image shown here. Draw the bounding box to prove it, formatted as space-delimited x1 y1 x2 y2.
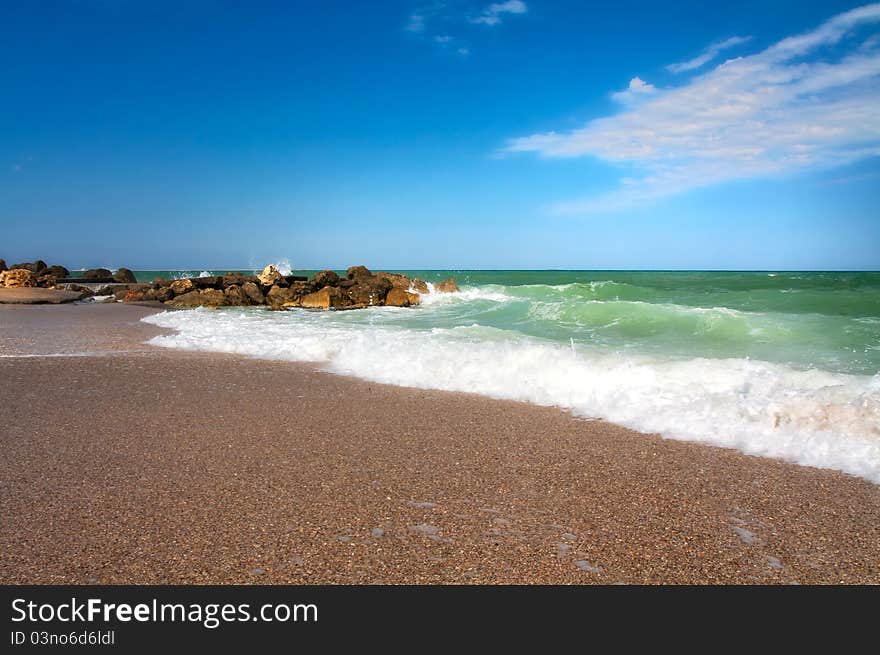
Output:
132 269 880 376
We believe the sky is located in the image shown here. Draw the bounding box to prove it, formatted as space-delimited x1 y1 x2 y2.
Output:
2 0 879 270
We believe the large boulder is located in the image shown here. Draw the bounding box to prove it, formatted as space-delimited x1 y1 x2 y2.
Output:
81 268 113 279
166 288 227 308
434 278 460 293
154 285 174 302
113 267 137 283
266 283 308 310
385 287 421 307
191 275 222 289
0 269 38 288
0 259 6 271
169 278 196 296
376 272 429 295
9 260 47 274
241 281 265 305
257 264 285 287
347 276 392 306
301 286 348 309
311 269 340 289
43 265 70 279
221 273 256 288
345 265 372 280
224 285 251 306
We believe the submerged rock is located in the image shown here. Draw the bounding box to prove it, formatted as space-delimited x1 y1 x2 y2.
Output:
435 278 460 293
385 287 420 307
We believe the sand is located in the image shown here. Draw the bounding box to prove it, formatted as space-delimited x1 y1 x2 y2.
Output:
1 303 878 584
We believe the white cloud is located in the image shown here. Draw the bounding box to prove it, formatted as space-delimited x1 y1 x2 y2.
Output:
470 0 527 26
609 76 657 104
666 36 752 74
505 3 880 214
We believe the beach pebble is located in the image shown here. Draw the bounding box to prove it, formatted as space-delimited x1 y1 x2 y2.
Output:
371 528 385 538
408 501 436 509
767 556 784 570
249 567 265 576
574 560 602 573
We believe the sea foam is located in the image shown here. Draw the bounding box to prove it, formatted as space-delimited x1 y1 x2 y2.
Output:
143 305 880 483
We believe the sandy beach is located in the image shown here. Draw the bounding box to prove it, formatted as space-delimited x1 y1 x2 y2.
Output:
1 303 878 584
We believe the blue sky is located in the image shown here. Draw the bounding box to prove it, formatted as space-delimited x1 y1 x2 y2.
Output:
2 0 879 270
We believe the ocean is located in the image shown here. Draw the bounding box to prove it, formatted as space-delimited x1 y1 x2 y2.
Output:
139 269 880 483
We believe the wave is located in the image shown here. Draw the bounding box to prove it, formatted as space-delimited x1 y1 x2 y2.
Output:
143 308 880 483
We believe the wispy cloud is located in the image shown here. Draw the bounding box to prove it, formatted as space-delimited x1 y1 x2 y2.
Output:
504 3 880 214
469 0 528 26
666 36 752 74
405 1 526 53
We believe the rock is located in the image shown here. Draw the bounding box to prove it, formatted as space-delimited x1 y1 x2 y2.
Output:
221 273 254 288
301 286 348 309
376 272 429 295
385 287 421 307
224 285 251 306
266 284 307 310
0 269 37 288
191 275 222 289
241 281 265 305
345 265 372 280
311 269 340 289
81 268 113 279
169 278 196 296
347 276 392 306
0 259 6 271
43 265 70 278
435 278 460 293
9 260 47 274
62 283 94 297
284 275 308 284
166 288 227 308
113 267 137 283
257 264 285 287
122 290 146 303
154 286 174 302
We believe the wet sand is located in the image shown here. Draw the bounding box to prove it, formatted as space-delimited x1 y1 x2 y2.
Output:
1 303 878 584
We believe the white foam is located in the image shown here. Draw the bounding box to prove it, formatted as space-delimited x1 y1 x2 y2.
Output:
419 283 515 304
143 308 880 483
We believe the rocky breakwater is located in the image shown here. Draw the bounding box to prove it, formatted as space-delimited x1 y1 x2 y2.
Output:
121 265 459 310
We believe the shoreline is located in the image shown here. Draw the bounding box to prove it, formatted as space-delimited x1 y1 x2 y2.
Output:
1 303 879 584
